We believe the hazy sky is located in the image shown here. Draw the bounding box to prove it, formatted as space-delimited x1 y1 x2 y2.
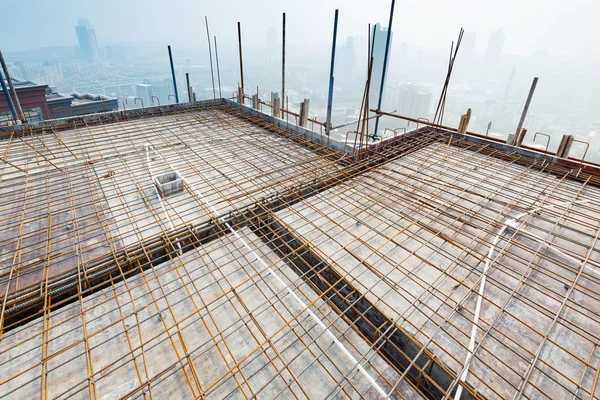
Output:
2 0 598 57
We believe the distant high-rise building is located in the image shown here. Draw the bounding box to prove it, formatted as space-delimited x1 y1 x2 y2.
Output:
8 62 34 81
75 19 100 63
41 63 64 85
145 79 174 105
369 23 393 105
135 84 153 106
462 32 476 61
485 29 505 67
384 83 431 118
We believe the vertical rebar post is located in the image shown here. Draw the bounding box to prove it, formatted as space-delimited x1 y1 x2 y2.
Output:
238 22 245 105
214 36 222 98
205 16 216 99
282 13 286 103
168 45 179 104
515 77 539 136
325 9 339 136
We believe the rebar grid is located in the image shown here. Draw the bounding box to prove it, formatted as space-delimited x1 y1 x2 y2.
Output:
0 104 340 295
0 104 599 400
275 140 600 399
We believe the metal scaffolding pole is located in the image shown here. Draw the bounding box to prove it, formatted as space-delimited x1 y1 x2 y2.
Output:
167 45 179 104
205 16 216 100
214 36 222 99
282 12 286 102
325 9 339 136
515 76 539 136
186 73 191 102
237 22 245 104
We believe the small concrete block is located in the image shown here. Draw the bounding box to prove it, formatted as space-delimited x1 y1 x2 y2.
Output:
153 172 184 196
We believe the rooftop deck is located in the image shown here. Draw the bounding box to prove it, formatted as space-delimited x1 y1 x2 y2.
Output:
1 100 599 399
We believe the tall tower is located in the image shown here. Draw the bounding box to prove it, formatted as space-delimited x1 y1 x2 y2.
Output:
75 19 100 63
135 84 154 106
485 29 505 68
369 23 393 105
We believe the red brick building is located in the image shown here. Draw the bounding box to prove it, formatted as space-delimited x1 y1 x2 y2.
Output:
0 79 51 123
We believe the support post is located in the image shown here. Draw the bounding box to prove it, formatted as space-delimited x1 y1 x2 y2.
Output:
205 16 216 99
373 0 396 137
515 77 538 135
515 128 527 147
0 50 25 122
0 69 17 122
271 92 280 118
168 45 179 104
237 85 242 104
299 98 310 127
457 108 471 134
282 12 286 103
325 9 339 136
557 134 574 158
237 22 245 104
273 97 281 118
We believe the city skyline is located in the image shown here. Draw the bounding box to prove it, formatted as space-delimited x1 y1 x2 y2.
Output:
1 3 599 163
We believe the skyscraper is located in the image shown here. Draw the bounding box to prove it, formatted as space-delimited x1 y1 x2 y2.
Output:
485 29 505 68
369 23 393 105
383 83 432 118
75 19 100 63
135 84 154 106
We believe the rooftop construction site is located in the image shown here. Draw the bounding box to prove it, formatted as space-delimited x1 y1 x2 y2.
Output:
1 2 600 400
